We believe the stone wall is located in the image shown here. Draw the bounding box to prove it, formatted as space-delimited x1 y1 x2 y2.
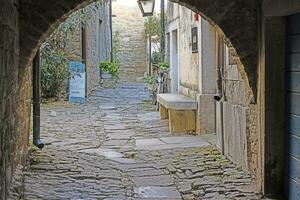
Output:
166 3 217 134
68 1 111 94
0 0 31 199
112 3 147 82
166 2 258 180
216 46 258 174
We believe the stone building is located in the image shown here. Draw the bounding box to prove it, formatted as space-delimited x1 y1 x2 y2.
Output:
165 0 257 187
112 2 147 82
2 0 300 199
68 1 112 94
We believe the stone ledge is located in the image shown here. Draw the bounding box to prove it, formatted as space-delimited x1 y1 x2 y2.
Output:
157 93 197 110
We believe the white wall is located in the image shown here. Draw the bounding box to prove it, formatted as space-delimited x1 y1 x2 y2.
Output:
170 30 179 93
166 2 217 134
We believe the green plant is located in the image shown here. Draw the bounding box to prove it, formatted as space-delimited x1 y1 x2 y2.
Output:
40 44 71 98
40 1 102 98
144 15 161 38
157 62 169 73
145 74 158 92
152 51 161 64
145 75 158 85
99 60 119 78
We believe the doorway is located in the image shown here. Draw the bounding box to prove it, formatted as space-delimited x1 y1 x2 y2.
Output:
170 29 179 93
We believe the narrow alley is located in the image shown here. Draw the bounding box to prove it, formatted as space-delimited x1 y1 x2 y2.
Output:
21 82 262 200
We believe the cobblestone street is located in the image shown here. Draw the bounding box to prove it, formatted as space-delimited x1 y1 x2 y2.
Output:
23 82 263 200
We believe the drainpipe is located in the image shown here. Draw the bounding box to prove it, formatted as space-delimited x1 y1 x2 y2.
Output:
214 36 225 154
215 38 223 102
215 58 225 154
33 50 45 149
109 0 113 62
160 0 165 61
149 34 152 76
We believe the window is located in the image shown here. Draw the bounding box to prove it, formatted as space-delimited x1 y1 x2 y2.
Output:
191 27 198 53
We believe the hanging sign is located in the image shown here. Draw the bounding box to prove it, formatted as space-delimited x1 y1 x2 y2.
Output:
69 61 86 104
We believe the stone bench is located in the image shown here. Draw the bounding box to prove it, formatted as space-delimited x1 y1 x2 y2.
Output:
157 93 197 133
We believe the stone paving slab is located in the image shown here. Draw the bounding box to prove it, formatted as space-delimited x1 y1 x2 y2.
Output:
137 112 160 121
135 136 210 151
132 175 175 186
10 82 264 200
134 186 181 199
136 138 166 146
80 148 124 158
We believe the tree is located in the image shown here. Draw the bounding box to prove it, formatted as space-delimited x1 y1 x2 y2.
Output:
144 15 161 38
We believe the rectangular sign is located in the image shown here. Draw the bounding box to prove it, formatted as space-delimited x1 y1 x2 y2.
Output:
69 61 86 104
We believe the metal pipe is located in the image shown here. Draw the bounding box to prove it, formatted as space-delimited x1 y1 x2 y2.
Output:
160 0 165 61
215 35 224 101
149 34 152 75
109 0 113 62
215 34 225 153
33 49 45 149
219 101 225 154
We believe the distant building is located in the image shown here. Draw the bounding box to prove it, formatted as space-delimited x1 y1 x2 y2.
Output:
112 2 147 82
69 0 112 94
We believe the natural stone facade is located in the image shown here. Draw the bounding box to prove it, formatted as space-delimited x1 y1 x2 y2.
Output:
0 1 31 199
68 1 111 94
215 47 258 175
112 3 147 82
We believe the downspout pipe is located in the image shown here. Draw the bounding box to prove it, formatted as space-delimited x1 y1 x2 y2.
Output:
149 34 152 76
160 0 165 61
214 36 225 154
215 36 224 101
33 50 45 149
109 0 113 62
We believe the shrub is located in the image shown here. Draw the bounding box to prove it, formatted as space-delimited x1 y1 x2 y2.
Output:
152 51 161 64
40 43 70 98
144 15 161 38
157 62 169 73
99 60 120 78
145 75 158 91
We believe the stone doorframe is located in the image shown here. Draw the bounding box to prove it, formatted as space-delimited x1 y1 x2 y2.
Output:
259 0 300 197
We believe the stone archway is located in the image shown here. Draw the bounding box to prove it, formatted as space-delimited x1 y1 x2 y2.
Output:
17 0 261 193
1 0 264 199
20 0 260 98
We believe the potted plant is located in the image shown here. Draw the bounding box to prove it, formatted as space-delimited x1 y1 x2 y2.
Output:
99 60 120 81
157 62 169 74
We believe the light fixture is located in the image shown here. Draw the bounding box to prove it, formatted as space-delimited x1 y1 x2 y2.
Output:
137 0 155 17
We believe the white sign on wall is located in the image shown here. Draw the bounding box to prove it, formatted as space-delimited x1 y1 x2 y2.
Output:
69 62 86 104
